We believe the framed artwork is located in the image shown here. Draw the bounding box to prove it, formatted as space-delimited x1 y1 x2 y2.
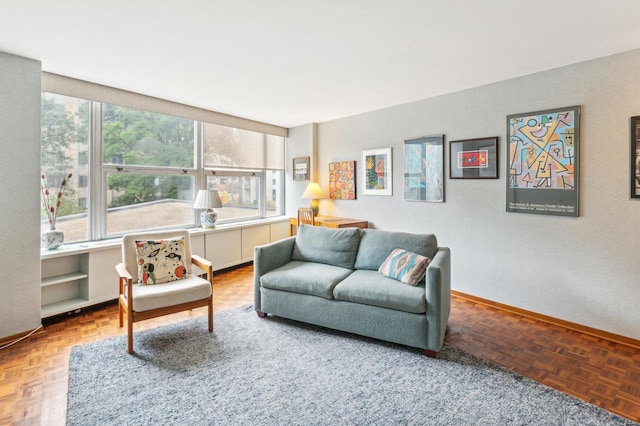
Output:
506 106 580 217
450 137 498 179
329 160 356 200
293 157 309 181
362 148 392 195
631 116 640 199
404 135 444 202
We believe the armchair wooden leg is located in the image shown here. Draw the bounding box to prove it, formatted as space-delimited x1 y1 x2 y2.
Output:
257 311 268 318
127 319 134 354
424 349 437 358
208 298 214 332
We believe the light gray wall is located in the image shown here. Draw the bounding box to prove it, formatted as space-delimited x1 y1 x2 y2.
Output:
287 48 640 340
285 123 318 212
0 52 42 339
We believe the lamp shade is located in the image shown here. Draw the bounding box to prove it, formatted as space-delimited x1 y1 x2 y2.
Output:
301 182 325 216
301 182 326 200
193 189 223 209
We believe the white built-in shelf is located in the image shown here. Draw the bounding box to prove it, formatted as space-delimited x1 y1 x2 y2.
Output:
41 298 89 317
41 272 89 287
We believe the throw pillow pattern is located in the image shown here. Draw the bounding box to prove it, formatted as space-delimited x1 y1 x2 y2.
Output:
135 238 188 285
378 248 431 286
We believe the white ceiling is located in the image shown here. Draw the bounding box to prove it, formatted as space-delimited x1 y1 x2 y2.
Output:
2 0 640 129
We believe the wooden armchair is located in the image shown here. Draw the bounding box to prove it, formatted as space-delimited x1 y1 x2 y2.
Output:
116 229 213 353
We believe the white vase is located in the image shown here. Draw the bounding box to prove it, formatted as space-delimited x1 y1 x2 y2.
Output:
42 227 64 250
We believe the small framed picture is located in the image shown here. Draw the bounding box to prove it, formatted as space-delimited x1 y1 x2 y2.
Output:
293 157 310 181
631 116 640 199
362 148 392 195
450 137 499 179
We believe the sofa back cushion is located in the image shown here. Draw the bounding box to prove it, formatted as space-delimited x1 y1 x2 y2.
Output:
292 225 361 269
354 229 438 271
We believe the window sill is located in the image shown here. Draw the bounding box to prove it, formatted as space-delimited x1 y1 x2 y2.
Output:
41 216 289 259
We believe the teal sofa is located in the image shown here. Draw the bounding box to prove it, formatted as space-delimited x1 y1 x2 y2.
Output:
253 225 451 356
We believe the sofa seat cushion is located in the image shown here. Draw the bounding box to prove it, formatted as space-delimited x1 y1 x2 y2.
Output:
333 270 426 314
130 275 212 312
260 261 354 300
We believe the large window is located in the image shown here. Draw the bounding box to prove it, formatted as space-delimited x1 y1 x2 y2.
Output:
102 105 197 237
40 93 285 243
203 123 284 223
40 93 90 242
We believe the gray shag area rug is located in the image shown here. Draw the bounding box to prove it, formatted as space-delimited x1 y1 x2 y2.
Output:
67 306 637 425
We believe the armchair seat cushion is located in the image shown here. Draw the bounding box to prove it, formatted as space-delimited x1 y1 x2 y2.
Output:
333 270 427 314
130 275 212 312
260 261 353 300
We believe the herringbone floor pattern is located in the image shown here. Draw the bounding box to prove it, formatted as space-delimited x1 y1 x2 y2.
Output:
1 264 639 425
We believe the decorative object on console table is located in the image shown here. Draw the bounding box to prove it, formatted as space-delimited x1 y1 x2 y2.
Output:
288 216 368 236
449 137 498 179
301 182 325 216
362 147 392 196
506 106 580 216
404 135 444 202
630 116 640 199
293 156 310 181
329 160 356 200
194 189 223 229
40 172 72 250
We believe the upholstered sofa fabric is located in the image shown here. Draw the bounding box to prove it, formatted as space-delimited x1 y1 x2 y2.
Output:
354 229 437 271
292 225 361 269
254 226 450 353
333 270 427 314
260 261 353 300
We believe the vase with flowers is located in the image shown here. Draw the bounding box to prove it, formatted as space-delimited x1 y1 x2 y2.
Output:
40 172 72 249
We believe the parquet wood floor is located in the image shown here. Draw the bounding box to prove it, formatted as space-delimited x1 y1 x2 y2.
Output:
1 264 639 425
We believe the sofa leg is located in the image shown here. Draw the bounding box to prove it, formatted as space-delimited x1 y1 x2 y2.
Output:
257 311 268 318
424 349 437 358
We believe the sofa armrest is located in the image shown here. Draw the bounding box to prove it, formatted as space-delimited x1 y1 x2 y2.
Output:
253 236 296 311
425 247 451 352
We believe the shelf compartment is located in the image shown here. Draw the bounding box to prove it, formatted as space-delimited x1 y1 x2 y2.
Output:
41 298 89 317
41 272 89 287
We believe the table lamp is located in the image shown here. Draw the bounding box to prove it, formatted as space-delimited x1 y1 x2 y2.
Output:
301 182 325 216
194 189 223 228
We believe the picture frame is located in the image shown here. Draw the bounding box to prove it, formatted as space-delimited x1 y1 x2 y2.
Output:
292 156 310 181
329 160 356 200
404 135 444 202
449 137 498 179
506 106 580 217
362 148 392 195
631 116 640 199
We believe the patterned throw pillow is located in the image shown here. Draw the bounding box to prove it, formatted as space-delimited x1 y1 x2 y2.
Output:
135 237 189 285
378 248 431 286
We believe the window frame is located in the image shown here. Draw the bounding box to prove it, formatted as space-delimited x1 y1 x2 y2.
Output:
42 92 285 243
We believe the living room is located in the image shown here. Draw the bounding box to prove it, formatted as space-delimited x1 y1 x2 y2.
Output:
1 1 640 424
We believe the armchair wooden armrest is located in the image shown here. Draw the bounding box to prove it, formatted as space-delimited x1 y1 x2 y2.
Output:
192 254 213 282
115 262 133 281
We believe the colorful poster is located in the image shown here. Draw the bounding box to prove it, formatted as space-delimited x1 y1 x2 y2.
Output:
328 161 356 200
458 150 488 168
507 106 580 216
